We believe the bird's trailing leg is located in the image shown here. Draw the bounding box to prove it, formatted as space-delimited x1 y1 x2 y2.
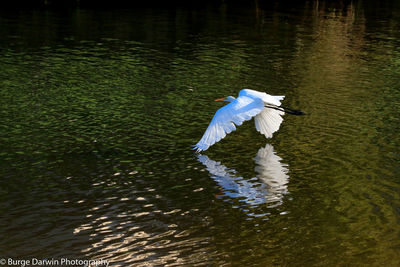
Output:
265 105 306 115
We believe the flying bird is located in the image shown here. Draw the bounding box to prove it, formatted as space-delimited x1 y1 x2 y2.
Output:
193 89 303 152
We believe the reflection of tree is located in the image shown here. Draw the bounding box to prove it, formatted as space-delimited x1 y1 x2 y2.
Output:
280 3 400 263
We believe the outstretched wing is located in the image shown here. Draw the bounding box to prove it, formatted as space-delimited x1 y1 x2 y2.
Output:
254 107 284 138
239 89 285 138
239 89 284 106
194 96 264 152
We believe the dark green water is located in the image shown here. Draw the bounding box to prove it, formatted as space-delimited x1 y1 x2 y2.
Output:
1 1 399 266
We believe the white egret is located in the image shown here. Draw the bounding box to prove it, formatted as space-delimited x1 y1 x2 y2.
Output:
194 89 303 152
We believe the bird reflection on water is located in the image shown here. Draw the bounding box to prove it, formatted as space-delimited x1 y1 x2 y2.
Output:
197 144 289 217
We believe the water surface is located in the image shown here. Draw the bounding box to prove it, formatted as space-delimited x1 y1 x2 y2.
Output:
1 1 399 266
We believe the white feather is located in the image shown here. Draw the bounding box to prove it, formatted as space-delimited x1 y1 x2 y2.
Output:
254 107 284 138
240 89 284 106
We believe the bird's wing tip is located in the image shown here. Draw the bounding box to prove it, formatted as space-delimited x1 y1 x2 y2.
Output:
192 144 204 153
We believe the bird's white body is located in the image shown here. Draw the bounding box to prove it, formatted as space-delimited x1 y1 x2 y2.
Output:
194 89 285 152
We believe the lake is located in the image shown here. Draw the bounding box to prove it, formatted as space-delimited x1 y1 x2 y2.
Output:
1 0 399 266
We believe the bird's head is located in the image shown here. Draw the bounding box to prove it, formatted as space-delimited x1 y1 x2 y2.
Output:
215 96 235 102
